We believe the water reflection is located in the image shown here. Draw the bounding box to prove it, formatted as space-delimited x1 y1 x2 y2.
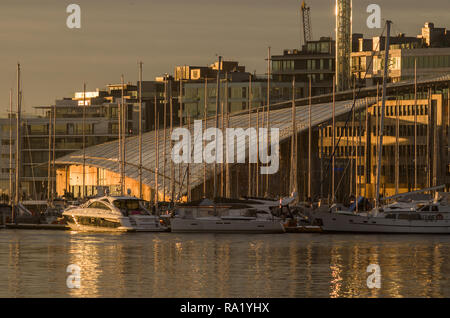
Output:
329 245 343 298
8 239 20 297
1 231 450 297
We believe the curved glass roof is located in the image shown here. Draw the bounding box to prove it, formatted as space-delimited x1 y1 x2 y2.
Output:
56 95 377 199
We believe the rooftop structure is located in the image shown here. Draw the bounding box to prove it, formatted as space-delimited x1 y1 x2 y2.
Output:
419 22 450 48
174 61 246 81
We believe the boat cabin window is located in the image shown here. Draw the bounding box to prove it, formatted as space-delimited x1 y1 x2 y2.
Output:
243 209 257 217
88 202 111 211
419 205 431 212
397 213 422 220
196 208 218 217
431 206 439 212
113 199 149 216
23 203 47 215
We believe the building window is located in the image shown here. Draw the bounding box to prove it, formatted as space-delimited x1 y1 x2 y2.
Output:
1 125 15 132
29 124 47 135
1 139 14 146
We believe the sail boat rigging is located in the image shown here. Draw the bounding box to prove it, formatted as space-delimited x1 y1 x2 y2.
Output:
375 20 392 210
317 22 388 203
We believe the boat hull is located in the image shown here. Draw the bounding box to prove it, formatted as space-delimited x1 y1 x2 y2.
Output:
65 222 132 232
314 211 450 234
170 218 286 233
63 214 167 232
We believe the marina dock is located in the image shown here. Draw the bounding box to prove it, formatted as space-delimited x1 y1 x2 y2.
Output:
5 223 70 230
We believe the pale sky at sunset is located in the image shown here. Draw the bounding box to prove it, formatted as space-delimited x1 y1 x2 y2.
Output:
1 0 448 114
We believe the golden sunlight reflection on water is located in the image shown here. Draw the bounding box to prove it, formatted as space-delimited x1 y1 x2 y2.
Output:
0 230 450 297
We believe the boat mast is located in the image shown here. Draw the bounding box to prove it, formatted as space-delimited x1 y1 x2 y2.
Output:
256 102 260 196
225 73 231 198
332 76 336 203
47 101 52 202
350 82 355 197
118 78 122 196
154 95 159 207
15 63 21 206
82 83 86 198
204 77 208 198
414 58 417 190
427 87 431 189
247 75 252 197
265 46 271 197
52 102 56 202
219 103 223 196
220 97 225 197
375 82 379 187
290 76 297 196
121 75 125 196
138 62 143 199
178 78 183 199
9 90 13 204
395 96 399 195
308 77 312 200
375 20 392 209
162 76 167 202
364 97 369 196
170 77 175 203
187 113 191 201
357 81 362 204
213 56 222 201
433 86 438 188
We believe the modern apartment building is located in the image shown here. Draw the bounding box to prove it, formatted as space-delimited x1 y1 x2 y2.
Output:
181 76 307 121
352 23 450 86
271 37 336 97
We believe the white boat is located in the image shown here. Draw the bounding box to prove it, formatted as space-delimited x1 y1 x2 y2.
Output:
21 200 65 224
62 196 168 232
313 197 450 234
170 198 286 234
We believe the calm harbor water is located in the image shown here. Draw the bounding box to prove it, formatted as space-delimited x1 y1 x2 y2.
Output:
1 229 450 298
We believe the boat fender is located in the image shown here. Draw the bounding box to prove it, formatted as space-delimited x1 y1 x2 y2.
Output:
436 214 443 220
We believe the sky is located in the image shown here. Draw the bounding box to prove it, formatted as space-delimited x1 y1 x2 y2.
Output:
1 0 449 114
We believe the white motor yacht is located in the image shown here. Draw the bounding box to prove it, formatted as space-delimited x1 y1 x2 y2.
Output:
170 198 286 233
313 197 450 234
62 196 168 232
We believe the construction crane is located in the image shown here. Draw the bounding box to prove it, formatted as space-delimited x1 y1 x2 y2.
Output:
301 1 313 45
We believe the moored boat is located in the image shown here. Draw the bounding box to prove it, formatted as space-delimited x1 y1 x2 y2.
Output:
170 198 286 234
313 196 450 234
62 196 168 232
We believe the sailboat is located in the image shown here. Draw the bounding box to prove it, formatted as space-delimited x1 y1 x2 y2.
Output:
313 185 450 234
